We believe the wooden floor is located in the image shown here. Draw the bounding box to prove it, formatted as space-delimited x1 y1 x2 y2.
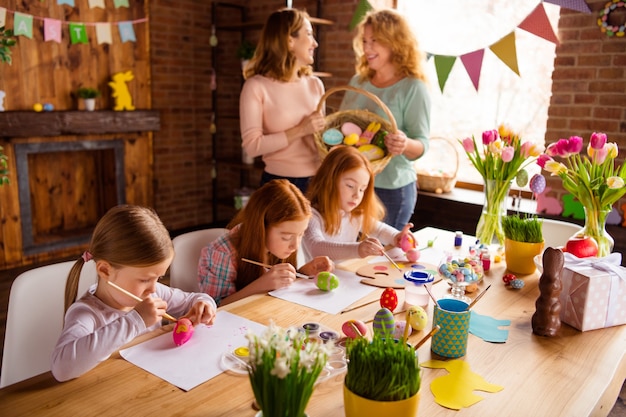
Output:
0 262 624 415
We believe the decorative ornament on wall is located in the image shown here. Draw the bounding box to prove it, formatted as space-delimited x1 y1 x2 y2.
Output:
597 0 626 37
561 194 585 219
109 71 135 111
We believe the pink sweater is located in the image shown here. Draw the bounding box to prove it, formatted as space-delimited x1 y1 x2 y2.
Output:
239 74 324 177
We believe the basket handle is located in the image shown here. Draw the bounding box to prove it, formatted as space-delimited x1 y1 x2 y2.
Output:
316 85 398 133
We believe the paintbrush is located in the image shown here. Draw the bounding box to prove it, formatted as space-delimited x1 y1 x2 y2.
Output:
107 280 177 322
241 258 312 279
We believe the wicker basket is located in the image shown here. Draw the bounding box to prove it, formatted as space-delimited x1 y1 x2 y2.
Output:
314 85 397 175
416 137 459 194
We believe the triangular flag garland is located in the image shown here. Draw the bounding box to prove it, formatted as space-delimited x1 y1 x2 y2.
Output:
460 50 485 91
489 32 520 76
519 3 560 44
434 55 456 93
543 0 592 14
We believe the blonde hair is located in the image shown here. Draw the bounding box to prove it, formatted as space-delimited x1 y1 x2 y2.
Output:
64 205 173 311
353 9 427 83
307 146 385 236
228 180 311 290
243 8 313 81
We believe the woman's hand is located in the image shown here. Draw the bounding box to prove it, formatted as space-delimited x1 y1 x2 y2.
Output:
299 111 325 136
394 223 415 248
185 301 217 326
300 256 334 277
358 237 385 258
134 296 168 327
384 130 409 156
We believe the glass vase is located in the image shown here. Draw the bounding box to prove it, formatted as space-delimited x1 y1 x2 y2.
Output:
581 206 614 258
475 179 511 247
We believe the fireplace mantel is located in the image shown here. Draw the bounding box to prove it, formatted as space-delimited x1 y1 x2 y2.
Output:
0 110 160 138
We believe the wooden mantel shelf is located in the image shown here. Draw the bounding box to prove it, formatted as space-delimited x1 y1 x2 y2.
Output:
0 110 160 138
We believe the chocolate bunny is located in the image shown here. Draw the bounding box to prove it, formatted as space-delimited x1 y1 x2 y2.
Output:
532 247 563 337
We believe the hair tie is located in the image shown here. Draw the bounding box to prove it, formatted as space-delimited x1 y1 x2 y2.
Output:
81 251 93 262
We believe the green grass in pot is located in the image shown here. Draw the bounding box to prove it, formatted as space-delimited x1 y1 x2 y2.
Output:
502 214 543 243
345 335 420 401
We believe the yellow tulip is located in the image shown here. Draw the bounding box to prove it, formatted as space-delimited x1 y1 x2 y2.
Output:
544 160 568 176
607 176 625 189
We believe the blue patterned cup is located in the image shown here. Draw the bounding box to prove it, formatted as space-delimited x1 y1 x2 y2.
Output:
431 298 470 358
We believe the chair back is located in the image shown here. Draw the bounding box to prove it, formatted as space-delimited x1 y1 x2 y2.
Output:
0 260 97 388
541 218 582 250
170 228 227 292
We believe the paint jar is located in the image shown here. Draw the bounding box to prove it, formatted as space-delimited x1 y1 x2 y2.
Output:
454 231 463 248
403 270 434 308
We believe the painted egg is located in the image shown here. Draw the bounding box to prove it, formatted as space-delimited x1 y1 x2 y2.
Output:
510 278 525 289
33 103 43 112
343 132 359 146
393 320 411 339
406 248 420 262
380 287 398 311
372 308 395 337
342 319 368 339
530 174 546 194
316 271 339 291
502 273 516 285
400 233 417 252
172 318 194 346
407 305 428 331
357 144 385 161
322 128 343 146
341 122 362 136
516 169 529 187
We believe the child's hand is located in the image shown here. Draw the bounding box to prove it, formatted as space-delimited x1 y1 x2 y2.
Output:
185 301 217 326
394 223 415 248
259 263 296 291
134 296 168 327
358 237 385 258
300 256 334 276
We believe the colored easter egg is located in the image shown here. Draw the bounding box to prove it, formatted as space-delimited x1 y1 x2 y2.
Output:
172 318 194 346
341 122 362 136
343 132 359 146
530 174 546 194
322 128 343 146
316 271 339 291
43 103 54 111
400 233 416 252
393 320 411 339
516 169 529 187
510 279 525 289
357 144 385 161
380 287 398 311
33 103 43 112
407 305 428 331
342 319 368 339
406 248 420 262
372 308 395 337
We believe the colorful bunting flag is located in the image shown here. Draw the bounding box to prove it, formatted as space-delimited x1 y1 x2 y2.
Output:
68 22 88 44
44 18 62 43
14 13 33 39
88 0 106 9
57 0 76 6
114 0 130 8
96 23 112 44
489 32 519 75
433 55 456 92
0 8 6 27
460 49 485 91
118 21 136 43
349 0 372 30
543 0 591 14
519 3 559 44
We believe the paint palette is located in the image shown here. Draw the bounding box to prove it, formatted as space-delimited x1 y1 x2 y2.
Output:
356 261 439 289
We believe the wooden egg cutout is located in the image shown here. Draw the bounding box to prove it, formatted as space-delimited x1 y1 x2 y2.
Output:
173 318 194 346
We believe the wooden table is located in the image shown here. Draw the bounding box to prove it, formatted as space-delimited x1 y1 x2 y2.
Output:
0 228 624 417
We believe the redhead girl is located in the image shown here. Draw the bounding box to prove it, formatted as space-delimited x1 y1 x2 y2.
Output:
303 146 414 261
198 180 333 306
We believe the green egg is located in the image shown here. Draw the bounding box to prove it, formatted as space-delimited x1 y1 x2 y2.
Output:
516 169 529 187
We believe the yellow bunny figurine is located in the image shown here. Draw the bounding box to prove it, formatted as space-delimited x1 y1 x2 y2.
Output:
108 71 135 111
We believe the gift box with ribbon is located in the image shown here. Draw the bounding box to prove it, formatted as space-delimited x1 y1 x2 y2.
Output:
559 253 626 332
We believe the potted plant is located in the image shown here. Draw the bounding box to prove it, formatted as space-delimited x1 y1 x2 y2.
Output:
344 334 421 416
503 214 544 275
237 40 256 71
246 322 330 417
0 146 9 185
0 26 17 65
76 87 101 111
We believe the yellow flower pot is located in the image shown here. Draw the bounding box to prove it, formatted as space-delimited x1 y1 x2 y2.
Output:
343 384 420 417
504 238 545 275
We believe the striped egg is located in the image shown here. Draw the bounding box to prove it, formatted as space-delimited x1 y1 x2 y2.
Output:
372 308 395 337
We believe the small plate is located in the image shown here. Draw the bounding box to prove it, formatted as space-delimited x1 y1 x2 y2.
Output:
220 351 249 376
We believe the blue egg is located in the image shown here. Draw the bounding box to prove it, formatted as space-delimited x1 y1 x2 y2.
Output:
322 128 343 145
43 103 54 111
372 308 395 337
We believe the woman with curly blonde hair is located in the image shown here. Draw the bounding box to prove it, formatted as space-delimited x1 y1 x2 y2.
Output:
341 9 431 230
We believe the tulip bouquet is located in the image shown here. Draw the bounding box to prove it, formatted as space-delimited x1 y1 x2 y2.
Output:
538 132 626 257
246 322 331 417
461 126 542 246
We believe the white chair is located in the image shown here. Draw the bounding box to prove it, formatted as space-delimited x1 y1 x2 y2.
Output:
170 228 227 292
541 218 582 249
0 260 97 388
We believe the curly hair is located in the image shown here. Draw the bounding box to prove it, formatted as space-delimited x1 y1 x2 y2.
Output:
352 9 427 83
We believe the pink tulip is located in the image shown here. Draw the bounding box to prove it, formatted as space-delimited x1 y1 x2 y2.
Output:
537 154 552 168
520 142 533 158
588 143 608 164
482 129 498 145
590 132 607 149
566 136 583 154
462 137 475 153
501 146 514 162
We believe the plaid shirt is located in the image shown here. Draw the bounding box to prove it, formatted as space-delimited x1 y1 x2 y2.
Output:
198 227 239 306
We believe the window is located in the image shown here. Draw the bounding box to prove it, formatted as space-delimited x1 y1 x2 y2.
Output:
397 0 560 188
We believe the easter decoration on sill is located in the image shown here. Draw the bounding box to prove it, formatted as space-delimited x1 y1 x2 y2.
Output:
109 70 135 111
76 87 101 111
597 0 626 37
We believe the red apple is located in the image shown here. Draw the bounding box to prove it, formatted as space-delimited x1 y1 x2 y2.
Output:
564 235 598 258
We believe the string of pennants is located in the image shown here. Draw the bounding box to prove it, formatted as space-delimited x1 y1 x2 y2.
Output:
0 0 144 45
351 0 592 92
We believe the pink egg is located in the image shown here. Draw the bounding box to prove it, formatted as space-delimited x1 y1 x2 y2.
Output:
400 234 416 252
392 320 411 339
342 319 368 339
172 318 194 346
406 248 420 262
341 122 362 136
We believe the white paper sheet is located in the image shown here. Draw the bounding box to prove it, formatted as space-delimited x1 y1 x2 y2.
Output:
268 268 377 314
119 311 265 391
